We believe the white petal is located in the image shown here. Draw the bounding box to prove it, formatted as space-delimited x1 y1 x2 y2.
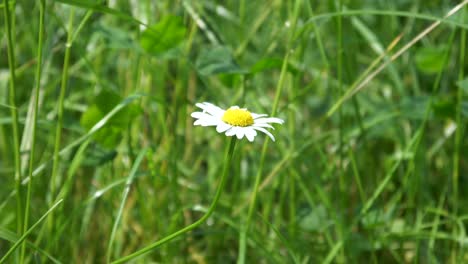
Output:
196 102 218 110
252 126 276 141
245 128 257 142
252 113 268 119
196 102 225 117
225 127 237 137
235 127 246 139
252 123 274 129
194 118 219 126
194 119 204 126
191 111 214 119
216 122 232 133
253 117 284 124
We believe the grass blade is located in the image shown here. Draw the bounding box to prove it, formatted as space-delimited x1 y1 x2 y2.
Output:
0 199 63 263
106 148 148 262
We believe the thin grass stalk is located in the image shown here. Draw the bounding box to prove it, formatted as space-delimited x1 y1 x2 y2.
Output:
3 0 23 237
237 1 301 262
106 148 148 263
0 200 63 264
320 2 468 263
404 10 459 207
236 52 290 264
453 5 466 217
49 7 74 228
452 6 466 261
336 0 346 259
20 0 46 261
287 75 296 238
239 0 245 24
304 0 329 67
356 5 458 227
305 9 468 30
326 0 468 118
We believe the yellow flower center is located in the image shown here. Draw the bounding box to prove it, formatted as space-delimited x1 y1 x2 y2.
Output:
222 108 254 127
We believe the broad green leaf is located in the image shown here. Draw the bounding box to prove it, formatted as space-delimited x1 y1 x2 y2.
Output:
361 209 389 228
56 0 143 26
250 58 284 73
140 15 186 56
299 205 330 232
456 77 468 96
432 96 456 119
82 147 117 167
415 45 449 74
80 105 103 131
462 101 468 117
250 57 299 74
95 23 141 51
347 233 374 252
398 96 430 120
196 46 246 75
80 90 141 148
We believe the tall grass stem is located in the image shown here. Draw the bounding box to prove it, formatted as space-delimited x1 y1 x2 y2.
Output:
0 200 63 264
237 1 300 260
20 0 46 261
3 0 23 238
49 7 74 229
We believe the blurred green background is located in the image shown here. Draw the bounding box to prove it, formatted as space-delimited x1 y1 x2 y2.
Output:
1 0 468 263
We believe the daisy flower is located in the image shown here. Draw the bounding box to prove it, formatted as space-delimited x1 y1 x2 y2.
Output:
191 102 284 142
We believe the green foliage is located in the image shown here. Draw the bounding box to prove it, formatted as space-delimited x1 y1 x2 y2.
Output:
1 0 467 263
250 57 299 74
457 77 468 95
415 45 449 74
299 205 330 232
80 89 141 148
196 45 246 75
140 15 187 56
94 23 141 51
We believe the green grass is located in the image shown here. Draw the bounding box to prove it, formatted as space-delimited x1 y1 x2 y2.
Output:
1 0 468 263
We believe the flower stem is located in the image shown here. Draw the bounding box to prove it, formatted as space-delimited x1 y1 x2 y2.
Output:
111 137 237 264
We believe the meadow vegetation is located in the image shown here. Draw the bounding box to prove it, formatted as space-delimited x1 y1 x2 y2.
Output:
1 0 468 263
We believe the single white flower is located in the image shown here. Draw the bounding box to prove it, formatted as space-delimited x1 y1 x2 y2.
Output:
191 102 284 142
